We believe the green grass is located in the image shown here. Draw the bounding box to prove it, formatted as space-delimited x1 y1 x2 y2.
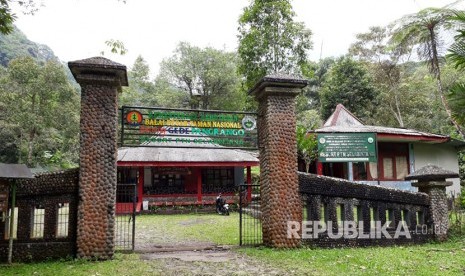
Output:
137 212 242 245
239 240 465 275
0 253 158 276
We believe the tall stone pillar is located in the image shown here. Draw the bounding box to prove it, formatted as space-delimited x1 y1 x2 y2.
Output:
406 164 458 241
249 75 307 248
68 57 128 259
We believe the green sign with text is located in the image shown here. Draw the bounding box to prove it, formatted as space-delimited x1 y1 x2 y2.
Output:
317 133 377 163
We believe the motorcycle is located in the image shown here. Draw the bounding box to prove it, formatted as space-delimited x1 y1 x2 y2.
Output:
215 194 230 216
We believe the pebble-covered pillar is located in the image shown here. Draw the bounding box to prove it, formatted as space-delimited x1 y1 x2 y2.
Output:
68 57 128 259
406 164 458 241
249 75 307 248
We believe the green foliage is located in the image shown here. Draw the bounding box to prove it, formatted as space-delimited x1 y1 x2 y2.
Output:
158 42 245 111
120 55 155 107
390 6 465 139
103 39 128 56
0 56 80 168
0 0 15 35
237 0 312 90
0 25 58 67
296 125 317 173
319 56 379 121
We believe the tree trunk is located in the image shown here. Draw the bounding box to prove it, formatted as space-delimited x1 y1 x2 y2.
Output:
430 27 465 140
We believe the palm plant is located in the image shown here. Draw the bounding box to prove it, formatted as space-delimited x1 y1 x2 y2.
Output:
447 10 465 126
390 7 465 139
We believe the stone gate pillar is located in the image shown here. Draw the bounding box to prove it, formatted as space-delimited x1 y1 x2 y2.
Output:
406 164 458 241
249 75 307 248
68 57 128 259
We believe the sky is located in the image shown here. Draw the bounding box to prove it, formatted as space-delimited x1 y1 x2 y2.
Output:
11 0 456 77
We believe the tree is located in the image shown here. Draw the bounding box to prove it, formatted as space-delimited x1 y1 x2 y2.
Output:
350 26 411 127
237 0 312 90
0 56 80 167
319 56 379 121
120 55 156 107
446 10 465 126
296 125 317 173
158 42 244 111
390 7 465 139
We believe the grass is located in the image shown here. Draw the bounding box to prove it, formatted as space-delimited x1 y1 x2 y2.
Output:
1 213 465 275
137 212 242 245
0 253 157 276
239 239 465 275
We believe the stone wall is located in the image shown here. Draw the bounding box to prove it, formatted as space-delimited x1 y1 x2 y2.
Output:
299 172 434 247
0 169 79 262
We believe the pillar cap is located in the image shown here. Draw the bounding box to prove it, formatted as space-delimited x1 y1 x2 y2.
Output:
68 57 128 87
248 74 308 97
405 164 459 182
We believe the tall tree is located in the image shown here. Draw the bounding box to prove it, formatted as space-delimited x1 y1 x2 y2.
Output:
0 56 80 167
390 7 465 139
319 56 379 121
237 0 312 90
350 26 411 127
158 42 244 111
120 55 156 107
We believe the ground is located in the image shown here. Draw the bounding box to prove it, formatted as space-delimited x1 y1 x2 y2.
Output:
133 213 284 275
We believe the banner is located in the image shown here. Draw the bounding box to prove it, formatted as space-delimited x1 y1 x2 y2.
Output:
121 106 258 150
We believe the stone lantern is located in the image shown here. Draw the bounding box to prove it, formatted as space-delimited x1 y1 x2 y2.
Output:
405 164 458 241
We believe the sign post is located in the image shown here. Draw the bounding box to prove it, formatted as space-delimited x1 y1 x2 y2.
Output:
317 133 377 163
7 181 15 264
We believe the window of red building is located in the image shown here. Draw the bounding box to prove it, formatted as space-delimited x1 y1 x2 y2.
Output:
202 168 235 194
378 143 409 180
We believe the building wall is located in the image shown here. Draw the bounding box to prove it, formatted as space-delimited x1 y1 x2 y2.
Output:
412 143 461 195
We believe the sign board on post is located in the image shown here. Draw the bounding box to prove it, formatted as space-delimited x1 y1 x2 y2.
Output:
317 133 377 163
121 106 258 150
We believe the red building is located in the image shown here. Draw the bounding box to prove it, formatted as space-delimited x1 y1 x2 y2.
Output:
117 144 258 211
310 104 463 194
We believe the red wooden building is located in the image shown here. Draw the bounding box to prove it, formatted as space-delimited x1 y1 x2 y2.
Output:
308 104 463 194
117 144 258 211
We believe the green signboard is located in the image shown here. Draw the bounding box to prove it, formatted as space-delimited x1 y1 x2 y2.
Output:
317 133 377 163
121 106 258 150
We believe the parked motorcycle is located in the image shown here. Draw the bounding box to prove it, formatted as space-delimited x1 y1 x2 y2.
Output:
216 194 230 215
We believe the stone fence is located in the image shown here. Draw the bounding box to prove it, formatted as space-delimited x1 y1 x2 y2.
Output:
298 172 436 247
0 169 79 262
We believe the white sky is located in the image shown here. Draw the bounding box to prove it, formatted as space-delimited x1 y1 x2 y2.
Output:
11 0 455 77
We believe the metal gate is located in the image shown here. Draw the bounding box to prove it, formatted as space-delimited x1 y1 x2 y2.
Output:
115 183 136 251
239 184 262 246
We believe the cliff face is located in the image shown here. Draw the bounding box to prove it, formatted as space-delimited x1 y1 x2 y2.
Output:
0 25 58 67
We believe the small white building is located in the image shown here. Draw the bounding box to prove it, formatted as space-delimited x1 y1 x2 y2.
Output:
313 104 463 195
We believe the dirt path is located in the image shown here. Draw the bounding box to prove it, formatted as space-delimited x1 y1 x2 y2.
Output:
133 215 285 275
140 249 284 276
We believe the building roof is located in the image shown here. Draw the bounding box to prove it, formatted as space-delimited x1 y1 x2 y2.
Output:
118 147 258 165
315 104 452 144
0 163 34 179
